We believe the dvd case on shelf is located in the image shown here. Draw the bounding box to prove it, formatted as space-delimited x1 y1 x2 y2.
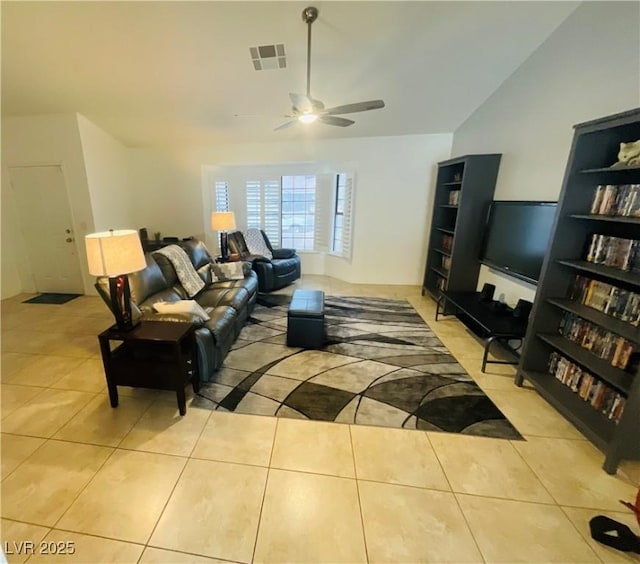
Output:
558 312 637 370
586 234 640 272
548 351 626 423
590 184 640 217
568 274 640 326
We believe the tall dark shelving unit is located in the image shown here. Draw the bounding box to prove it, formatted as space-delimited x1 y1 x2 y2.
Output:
422 154 502 310
516 108 640 474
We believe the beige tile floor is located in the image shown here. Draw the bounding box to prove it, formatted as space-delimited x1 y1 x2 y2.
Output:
1 276 639 563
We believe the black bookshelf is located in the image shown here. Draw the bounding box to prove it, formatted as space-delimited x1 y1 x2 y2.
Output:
422 154 501 312
546 298 640 343
569 214 640 225
557 259 640 287
524 372 616 450
516 108 640 474
536 334 634 395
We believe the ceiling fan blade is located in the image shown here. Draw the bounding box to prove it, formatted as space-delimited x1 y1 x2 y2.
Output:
323 100 386 115
310 98 325 111
319 115 355 127
234 113 293 118
274 120 297 131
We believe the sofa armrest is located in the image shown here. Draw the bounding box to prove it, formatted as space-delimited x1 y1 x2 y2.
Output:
247 254 272 264
272 248 296 259
140 311 205 327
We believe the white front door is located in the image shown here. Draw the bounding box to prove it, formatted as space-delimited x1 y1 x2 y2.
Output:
9 165 84 294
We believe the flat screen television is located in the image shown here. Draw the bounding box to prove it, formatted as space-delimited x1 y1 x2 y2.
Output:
481 201 557 285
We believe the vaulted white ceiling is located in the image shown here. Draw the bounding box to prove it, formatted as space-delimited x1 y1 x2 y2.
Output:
1 1 579 147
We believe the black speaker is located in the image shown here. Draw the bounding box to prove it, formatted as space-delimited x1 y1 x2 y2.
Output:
479 283 496 302
513 299 533 319
491 301 508 313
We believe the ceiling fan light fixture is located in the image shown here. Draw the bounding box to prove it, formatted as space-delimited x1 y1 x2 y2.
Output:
298 113 318 124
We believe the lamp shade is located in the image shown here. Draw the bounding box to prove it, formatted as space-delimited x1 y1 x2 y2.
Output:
211 211 236 231
85 229 146 277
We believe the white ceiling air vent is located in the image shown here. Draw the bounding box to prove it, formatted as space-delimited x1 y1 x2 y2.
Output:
250 44 286 70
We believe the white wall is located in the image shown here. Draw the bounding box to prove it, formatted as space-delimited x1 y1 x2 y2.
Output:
77 115 133 231
1 114 97 297
451 1 640 305
0 166 25 298
128 134 453 284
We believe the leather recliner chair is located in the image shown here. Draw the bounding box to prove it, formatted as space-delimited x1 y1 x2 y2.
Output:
228 230 301 292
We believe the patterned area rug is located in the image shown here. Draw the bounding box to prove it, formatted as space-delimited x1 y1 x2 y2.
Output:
195 295 522 439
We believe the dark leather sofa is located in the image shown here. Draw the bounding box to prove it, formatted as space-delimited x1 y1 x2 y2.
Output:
228 230 301 292
96 239 258 382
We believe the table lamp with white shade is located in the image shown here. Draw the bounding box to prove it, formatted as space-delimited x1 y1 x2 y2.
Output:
85 229 146 331
211 211 236 261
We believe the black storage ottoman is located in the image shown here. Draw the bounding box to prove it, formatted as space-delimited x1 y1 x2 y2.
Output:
287 289 325 349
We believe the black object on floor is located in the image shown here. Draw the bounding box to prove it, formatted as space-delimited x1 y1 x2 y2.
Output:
23 293 81 305
589 515 640 553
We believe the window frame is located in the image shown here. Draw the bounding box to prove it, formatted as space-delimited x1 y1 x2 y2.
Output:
281 174 316 252
207 163 355 261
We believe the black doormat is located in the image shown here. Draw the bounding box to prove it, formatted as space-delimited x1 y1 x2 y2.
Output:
195 295 523 440
23 293 81 305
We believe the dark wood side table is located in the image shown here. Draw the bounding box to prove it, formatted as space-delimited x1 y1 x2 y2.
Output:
216 254 241 263
98 320 199 416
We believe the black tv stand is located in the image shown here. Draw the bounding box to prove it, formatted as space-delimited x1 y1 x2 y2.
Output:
435 290 529 372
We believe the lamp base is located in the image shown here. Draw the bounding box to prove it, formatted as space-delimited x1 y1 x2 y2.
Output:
219 231 229 262
109 275 139 331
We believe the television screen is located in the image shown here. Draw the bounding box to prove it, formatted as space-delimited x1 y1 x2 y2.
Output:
481 201 557 284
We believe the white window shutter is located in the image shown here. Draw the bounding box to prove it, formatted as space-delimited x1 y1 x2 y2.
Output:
244 179 281 246
214 181 229 212
313 174 333 253
341 174 355 260
246 181 261 229
263 180 281 247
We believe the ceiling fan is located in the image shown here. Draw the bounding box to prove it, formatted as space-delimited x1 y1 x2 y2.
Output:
274 6 385 131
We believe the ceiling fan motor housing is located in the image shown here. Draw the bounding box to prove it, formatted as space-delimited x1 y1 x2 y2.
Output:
302 7 318 24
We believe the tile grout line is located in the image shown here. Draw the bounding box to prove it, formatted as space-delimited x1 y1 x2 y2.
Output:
0 384 51 420
133 402 213 557
141 452 191 551
0 435 50 484
507 437 640 510
18 523 147 551
506 438 559 505
3 388 97 443
250 414 280 563
47 438 120 532
142 543 245 564
186 408 213 458
424 431 487 564
348 425 370 564
557 505 607 563
113 393 160 450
